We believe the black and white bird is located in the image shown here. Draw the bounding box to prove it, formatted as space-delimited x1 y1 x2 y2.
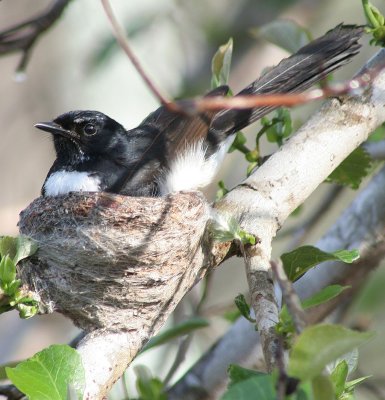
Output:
35 25 363 197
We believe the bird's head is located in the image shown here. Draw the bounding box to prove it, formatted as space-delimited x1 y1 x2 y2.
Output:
35 110 127 162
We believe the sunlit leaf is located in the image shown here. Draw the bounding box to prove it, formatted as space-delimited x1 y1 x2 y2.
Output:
288 324 373 381
326 147 373 190
141 317 209 352
281 246 359 282
6 345 85 400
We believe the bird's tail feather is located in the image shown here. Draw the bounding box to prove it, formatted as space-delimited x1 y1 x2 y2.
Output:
210 24 364 135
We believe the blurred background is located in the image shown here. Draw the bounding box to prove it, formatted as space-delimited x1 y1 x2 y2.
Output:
1 0 384 398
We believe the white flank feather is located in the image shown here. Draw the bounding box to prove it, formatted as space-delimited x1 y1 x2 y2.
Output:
159 135 234 195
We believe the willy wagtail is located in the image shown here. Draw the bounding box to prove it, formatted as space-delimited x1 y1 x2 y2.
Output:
35 25 363 197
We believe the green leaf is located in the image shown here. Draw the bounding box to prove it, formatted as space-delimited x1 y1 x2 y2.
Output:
288 324 373 381
136 377 166 400
279 285 349 333
228 131 249 153
345 375 371 391
216 180 229 200
332 249 360 263
302 285 350 309
17 303 38 319
211 38 233 88
368 122 385 141
134 365 166 400
326 147 373 189
223 308 241 323
234 294 255 323
239 231 256 246
326 348 359 376
263 108 293 146
211 213 243 243
246 161 258 177
14 236 37 265
330 360 349 397
6 345 85 400
141 317 209 353
281 246 359 282
0 255 16 285
311 374 334 400
0 236 17 259
227 364 265 386
221 374 276 400
253 20 311 54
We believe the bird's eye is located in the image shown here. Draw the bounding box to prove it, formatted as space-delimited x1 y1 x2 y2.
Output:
83 123 97 136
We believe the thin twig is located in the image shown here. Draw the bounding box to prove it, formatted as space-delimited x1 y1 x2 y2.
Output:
164 274 213 386
171 69 376 114
100 0 170 105
0 0 71 72
271 260 307 334
276 336 288 400
0 384 25 400
163 335 193 387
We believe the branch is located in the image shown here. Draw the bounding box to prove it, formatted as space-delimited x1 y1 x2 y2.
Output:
210 48 385 375
100 0 170 105
271 260 306 334
0 0 71 72
168 160 385 400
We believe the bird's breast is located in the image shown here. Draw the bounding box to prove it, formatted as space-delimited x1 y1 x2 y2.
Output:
43 170 101 196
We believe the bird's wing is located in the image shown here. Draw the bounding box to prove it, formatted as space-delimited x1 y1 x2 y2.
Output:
137 85 229 157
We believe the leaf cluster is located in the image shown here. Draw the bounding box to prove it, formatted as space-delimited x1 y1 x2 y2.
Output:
0 236 38 318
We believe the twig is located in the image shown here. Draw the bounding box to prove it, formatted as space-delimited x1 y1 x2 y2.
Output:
164 274 213 386
171 69 376 114
163 335 193 387
68 331 86 348
244 247 280 372
0 0 71 72
271 260 307 334
276 336 288 400
0 384 25 400
100 0 171 105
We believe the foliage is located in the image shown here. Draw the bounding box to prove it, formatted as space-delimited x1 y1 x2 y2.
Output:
277 285 350 336
6 345 85 400
141 317 209 353
134 366 167 400
363 0 385 46
211 212 256 245
326 147 373 189
0 236 38 318
281 245 359 282
234 294 256 323
211 38 233 88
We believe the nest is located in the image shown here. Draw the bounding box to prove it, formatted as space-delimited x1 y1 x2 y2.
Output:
18 191 211 332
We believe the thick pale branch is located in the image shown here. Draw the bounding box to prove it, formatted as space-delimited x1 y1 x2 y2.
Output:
213 49 385 371
169 163 385 400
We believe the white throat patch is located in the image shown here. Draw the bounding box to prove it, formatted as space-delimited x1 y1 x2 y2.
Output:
44 170 101 196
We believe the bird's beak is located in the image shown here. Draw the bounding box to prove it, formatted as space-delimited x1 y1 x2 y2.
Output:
34 122 73 138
